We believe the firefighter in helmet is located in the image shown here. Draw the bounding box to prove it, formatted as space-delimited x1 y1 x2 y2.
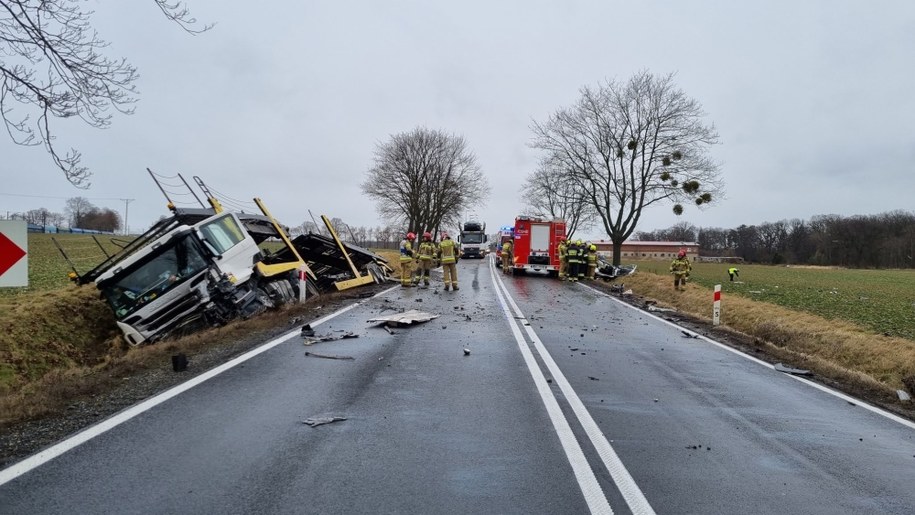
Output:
670 248 691 291
399 232 416 287
438 231 459 291
501 238 513 274
416 232 436 287
586 242 598 280
558 236 568 281
566 239 580 282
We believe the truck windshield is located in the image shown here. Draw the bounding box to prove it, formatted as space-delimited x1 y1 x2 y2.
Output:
100 235 208 319
462 233 484 244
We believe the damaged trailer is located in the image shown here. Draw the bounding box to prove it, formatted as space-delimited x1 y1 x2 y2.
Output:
62 172 391 346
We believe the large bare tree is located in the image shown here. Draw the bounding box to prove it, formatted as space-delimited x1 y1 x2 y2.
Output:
362 127 489 237
531 71 723 264
0 1 209 187
520 155 596 239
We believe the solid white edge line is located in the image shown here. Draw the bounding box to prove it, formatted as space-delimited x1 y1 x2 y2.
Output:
493 267 656 515
488 259 613 515
0 284 401 487
578 282 915 432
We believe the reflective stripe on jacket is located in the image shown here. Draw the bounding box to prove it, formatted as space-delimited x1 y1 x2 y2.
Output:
439 239 457 264
418 241 436 261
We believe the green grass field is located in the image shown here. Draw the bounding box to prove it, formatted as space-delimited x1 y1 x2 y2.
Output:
636 260 915 340
0 233 129 297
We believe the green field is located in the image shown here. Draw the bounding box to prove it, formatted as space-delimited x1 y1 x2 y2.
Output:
0 233 129 297
636 260 915 340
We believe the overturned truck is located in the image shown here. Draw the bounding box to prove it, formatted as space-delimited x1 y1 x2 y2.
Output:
65 172 390 345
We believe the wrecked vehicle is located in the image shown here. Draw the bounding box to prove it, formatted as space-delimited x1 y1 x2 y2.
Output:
60 171 390 345
594 255 637 281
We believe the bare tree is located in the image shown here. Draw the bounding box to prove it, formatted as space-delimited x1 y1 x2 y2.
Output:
0 1 210 187
64 195 94 227
519 156 596 239
362 127 489 235
531 71 723 264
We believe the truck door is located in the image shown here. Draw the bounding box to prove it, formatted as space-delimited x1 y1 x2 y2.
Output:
531 224 550 252
196 213 261 284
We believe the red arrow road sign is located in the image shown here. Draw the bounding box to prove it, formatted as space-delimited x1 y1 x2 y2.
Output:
0 232 27 277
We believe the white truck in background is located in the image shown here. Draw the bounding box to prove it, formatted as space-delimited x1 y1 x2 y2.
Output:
459 220 487 258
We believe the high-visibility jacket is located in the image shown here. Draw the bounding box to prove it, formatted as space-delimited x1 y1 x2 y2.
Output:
567 244 580 263
400 239 414 263
558 242 567 261
728 267 739 275
439 238 458 264
587 245 597 264
502 242 512 256
418 240 436 261
670 257 691 275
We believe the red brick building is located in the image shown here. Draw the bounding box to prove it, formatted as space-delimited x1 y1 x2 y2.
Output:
591 240 699 261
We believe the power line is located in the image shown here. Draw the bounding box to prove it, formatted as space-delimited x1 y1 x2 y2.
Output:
0 192 128 201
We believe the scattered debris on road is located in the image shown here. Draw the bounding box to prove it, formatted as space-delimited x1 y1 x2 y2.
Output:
301 324 315 337
588 376 599 381
171 354 188 372
647 305 677 313
463 348 471 356
681 330 699 339
303 331 359 345
302 416 347 427
305 351 354 361
774 363 813 376
367 309 439 327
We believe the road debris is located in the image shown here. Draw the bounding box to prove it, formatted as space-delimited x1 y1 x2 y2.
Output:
302 416 347 427
463 348 471 356
303 331 359 345
647 305 677 313
171 354 188 372
382 326 397 335
367 309 439 327
681 330 699 339
774 363 812 376
588 376 599 381
897 390 911 402
305 351 355 360
301 324 315 337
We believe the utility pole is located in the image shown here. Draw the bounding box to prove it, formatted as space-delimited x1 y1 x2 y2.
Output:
121 198 135 236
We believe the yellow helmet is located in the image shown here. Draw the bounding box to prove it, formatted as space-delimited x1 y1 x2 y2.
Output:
576 239 583 245
589 244 596 251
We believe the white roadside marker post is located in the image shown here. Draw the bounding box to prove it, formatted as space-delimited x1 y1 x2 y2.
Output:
298 264 309 302
713 284 721 326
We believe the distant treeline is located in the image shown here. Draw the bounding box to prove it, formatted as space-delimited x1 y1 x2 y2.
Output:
636 211 915 268
26 224 115 235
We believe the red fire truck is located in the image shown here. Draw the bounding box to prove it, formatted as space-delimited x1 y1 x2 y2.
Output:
510 216 566 276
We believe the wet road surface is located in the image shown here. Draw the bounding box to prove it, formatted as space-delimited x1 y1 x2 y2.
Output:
2 258 915 514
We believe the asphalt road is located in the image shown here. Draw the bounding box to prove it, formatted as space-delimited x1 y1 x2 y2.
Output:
2 258 915 514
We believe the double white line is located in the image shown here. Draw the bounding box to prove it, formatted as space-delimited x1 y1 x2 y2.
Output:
488 260 655 515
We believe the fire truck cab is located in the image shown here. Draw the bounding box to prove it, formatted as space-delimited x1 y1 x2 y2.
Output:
510 216 566 276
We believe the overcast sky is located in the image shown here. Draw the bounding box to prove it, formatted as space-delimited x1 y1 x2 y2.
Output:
2 0 914 240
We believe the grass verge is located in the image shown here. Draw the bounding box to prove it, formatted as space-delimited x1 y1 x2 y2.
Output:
603 271 915 408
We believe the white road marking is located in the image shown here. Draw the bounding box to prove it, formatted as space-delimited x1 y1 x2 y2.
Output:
492 264 656 515
487 262 614 515
0 284 401 487
578 282 915 432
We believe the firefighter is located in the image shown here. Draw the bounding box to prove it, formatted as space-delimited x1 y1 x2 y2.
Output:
586 242 598 280
670 248 691 291
399 232 416 287
576 240 586 281
416 232 436 287
438 231 460 291
501 239 513 274
558 236 568 280
728 267 740 282
566 239 580 282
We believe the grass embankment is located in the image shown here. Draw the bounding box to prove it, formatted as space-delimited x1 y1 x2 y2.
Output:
623 261 915 399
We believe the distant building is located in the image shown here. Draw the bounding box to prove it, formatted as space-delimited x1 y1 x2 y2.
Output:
591 240 699 261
